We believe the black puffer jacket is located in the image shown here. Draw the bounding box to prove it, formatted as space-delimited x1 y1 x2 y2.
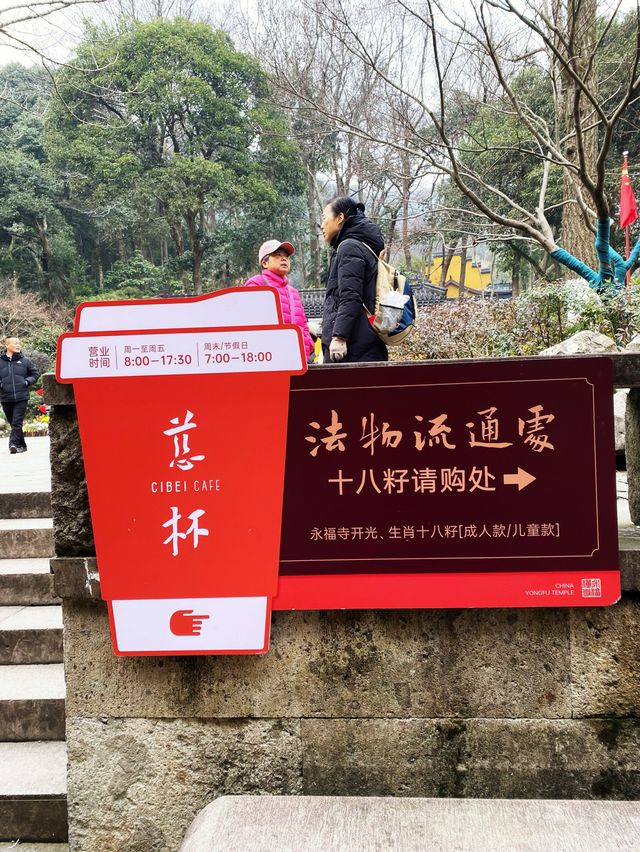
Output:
0 351 39 403
321 213 388 363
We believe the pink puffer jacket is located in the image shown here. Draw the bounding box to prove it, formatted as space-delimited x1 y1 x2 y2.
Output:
245 268 314 357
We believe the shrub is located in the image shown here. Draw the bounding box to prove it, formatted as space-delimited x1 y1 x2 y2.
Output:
0 280 69 358
396 298 524 362
393 279 640 362
101 252 180 297
590 281 640 345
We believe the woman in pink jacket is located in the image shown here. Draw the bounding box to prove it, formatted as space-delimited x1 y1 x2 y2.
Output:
244 239 314 359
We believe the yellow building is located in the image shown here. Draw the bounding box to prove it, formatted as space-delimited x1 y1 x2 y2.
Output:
427 252 491 298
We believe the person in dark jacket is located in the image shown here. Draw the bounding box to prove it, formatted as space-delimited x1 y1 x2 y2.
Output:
0 337 39 454
320 196 388 363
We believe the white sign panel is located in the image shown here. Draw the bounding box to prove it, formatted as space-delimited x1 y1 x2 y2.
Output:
110 597 269 653
58 327 304 379
76 288 280 332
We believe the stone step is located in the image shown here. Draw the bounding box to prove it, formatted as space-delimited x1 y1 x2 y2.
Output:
0 519 54 561
0 606 63 665
0 492 51 520
0 846 68 851
0 664 65 741
0 741 67 842
0 559 58 606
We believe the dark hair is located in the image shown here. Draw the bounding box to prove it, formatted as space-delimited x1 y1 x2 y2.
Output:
326 196 365 219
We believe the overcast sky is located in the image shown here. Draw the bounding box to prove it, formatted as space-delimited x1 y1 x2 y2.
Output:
0 0 103 66
0 0 257 67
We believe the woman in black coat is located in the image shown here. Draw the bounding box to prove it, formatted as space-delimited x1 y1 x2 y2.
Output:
320 197 388 363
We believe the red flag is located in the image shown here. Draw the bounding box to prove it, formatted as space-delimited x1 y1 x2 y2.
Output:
620 154 638 229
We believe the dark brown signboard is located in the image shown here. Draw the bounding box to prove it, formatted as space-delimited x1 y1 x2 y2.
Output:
274 357 619 610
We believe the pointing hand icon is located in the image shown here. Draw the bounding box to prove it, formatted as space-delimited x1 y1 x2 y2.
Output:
169 609 210 636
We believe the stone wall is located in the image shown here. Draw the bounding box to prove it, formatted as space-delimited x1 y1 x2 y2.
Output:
44 369 640 852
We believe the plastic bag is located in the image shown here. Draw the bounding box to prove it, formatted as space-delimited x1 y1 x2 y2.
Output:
374 291 410 333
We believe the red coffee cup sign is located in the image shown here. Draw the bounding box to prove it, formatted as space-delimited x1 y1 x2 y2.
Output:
57 290 306 656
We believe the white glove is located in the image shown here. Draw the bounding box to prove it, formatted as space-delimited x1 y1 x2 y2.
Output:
329 336 347 362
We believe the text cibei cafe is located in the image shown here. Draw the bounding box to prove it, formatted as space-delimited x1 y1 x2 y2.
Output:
57 287 619 656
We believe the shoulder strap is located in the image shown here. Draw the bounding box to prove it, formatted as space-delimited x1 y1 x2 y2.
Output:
337 238 380 260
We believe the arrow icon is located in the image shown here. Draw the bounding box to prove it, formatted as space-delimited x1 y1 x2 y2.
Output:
503 468 536 491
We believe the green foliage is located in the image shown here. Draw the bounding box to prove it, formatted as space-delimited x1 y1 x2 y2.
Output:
101 252 179 297
0 65 83 304
515 282 584 350
598 10 640 198
590 280 640 345
46 18 306 292
82 287 147 302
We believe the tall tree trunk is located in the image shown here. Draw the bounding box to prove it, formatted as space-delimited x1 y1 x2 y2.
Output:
559 0 598 269
36 217 55 301
297 235 307 289
187 210 204 296
490 250 497 297
332 145 345 196
440 240 455 288
169 221 190 295
385 207 400 262
116 234 126 262
511 252 521 298
304 166 322 287
37 217 50 274
459 237 469 288
401 151 412 270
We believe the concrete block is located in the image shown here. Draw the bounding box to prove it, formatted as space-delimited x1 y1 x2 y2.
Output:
50 548 640 598
625 388 640 524
0 605 63 664
0 559 57 605
179 795 640 852
48 406 93 557
300 718 640 800
0 663 65 741
0 799 68 843
571 599 640 716
0 519 53 560
618 529 640 590
62 601 571 720
50 557 100 600
42 374 74 406
0 698 65 741
66 716 302 852
0 492 51 519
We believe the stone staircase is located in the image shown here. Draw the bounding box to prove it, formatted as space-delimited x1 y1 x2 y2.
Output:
0 488 68 847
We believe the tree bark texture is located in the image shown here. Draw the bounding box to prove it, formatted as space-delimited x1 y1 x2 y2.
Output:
560 0 598 269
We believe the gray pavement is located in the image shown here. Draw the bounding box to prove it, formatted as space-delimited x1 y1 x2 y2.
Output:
0 437 51 494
